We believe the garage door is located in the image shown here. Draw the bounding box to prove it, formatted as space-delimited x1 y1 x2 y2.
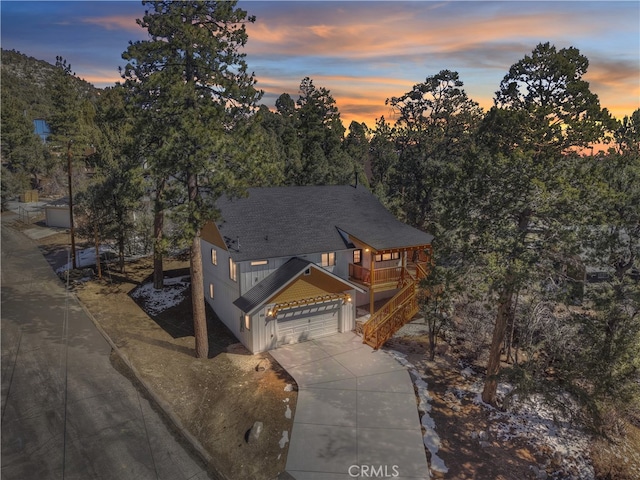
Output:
277 301 340 347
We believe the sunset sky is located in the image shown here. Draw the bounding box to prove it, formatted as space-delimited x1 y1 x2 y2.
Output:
2 1 639 128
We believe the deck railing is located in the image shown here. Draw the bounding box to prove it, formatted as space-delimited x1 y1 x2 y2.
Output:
361 280 419 349
414 261 429 281
349 263 404 287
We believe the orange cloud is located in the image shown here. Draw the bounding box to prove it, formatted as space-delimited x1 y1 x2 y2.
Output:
584 61 640 120
246 9 589 60
82 15 140 32
246 4 637 126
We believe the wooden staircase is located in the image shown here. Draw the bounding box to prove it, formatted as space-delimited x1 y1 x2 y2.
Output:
361 263 427 349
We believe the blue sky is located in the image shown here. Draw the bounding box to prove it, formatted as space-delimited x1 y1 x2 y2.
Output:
2 1 638 127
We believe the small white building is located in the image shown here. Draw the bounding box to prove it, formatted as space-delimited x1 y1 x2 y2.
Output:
201 185 434 354
44 197 71 229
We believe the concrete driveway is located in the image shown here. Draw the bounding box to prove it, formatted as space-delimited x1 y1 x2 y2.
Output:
270 333 429 480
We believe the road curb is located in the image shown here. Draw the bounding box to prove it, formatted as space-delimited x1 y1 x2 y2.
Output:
74 293 228 480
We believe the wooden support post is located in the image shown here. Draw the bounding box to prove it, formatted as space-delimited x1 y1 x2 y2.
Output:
369 255 375 316
402 250 407 281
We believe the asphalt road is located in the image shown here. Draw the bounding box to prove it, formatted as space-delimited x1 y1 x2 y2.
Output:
1 217 211 480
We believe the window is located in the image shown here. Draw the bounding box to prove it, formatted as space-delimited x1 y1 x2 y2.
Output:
209 283 214 299
375 252 400 262
211 248 217 265
229 258 237 281
353 249 362 264
250 260 268 266
321 252 336 267
244 314 251 331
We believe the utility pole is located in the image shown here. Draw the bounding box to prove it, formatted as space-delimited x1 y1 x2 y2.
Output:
67 140 77 269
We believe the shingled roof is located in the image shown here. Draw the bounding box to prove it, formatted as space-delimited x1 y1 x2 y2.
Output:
215 185 434 262
233 257 312 313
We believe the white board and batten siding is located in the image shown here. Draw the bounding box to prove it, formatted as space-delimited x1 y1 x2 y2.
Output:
239 257 288 294
201 239 253 352
202 238 359 354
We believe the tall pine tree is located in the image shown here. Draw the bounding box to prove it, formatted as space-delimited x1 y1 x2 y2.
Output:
122 1 262 358
458 43 608 405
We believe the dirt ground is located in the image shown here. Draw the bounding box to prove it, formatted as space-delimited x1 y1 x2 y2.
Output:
385 333 640 480
385 336 538 480
31 226 640 480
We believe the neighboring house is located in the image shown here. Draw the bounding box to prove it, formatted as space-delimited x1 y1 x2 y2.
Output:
201 185 434 354
33 119 51 143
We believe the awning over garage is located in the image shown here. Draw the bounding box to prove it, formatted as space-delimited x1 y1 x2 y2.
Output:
233 257 363 317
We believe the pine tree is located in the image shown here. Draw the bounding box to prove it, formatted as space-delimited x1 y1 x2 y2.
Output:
574 110 640 425
295 77 354 185
386 70 482 233
122 0 262 358
458 43 608 405
78 85 144 273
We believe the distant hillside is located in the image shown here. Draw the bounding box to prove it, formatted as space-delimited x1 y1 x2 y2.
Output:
1 49 99 122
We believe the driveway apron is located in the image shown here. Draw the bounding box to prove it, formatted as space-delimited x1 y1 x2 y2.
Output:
270 332 430 480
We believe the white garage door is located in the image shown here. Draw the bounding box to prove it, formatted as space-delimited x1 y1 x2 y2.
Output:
277 301 340 347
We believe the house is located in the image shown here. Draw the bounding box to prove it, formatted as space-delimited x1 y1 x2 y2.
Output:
201 185 434 353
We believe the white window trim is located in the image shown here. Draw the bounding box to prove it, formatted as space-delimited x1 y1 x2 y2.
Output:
229 258 237 282
211 248 217 265
321 252 336 267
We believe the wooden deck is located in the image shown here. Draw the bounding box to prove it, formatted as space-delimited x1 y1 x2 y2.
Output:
349 262 428 292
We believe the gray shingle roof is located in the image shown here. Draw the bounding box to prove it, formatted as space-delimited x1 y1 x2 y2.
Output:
216 185 434 262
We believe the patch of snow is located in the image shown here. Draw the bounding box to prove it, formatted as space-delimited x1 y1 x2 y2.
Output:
387 349 448 475
284 383 293 392
285 404 292 419
461 367 476 378
279 430 289 449
130 276 190 316
56 246 115 273
386 349 412 368
463 379 594 479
